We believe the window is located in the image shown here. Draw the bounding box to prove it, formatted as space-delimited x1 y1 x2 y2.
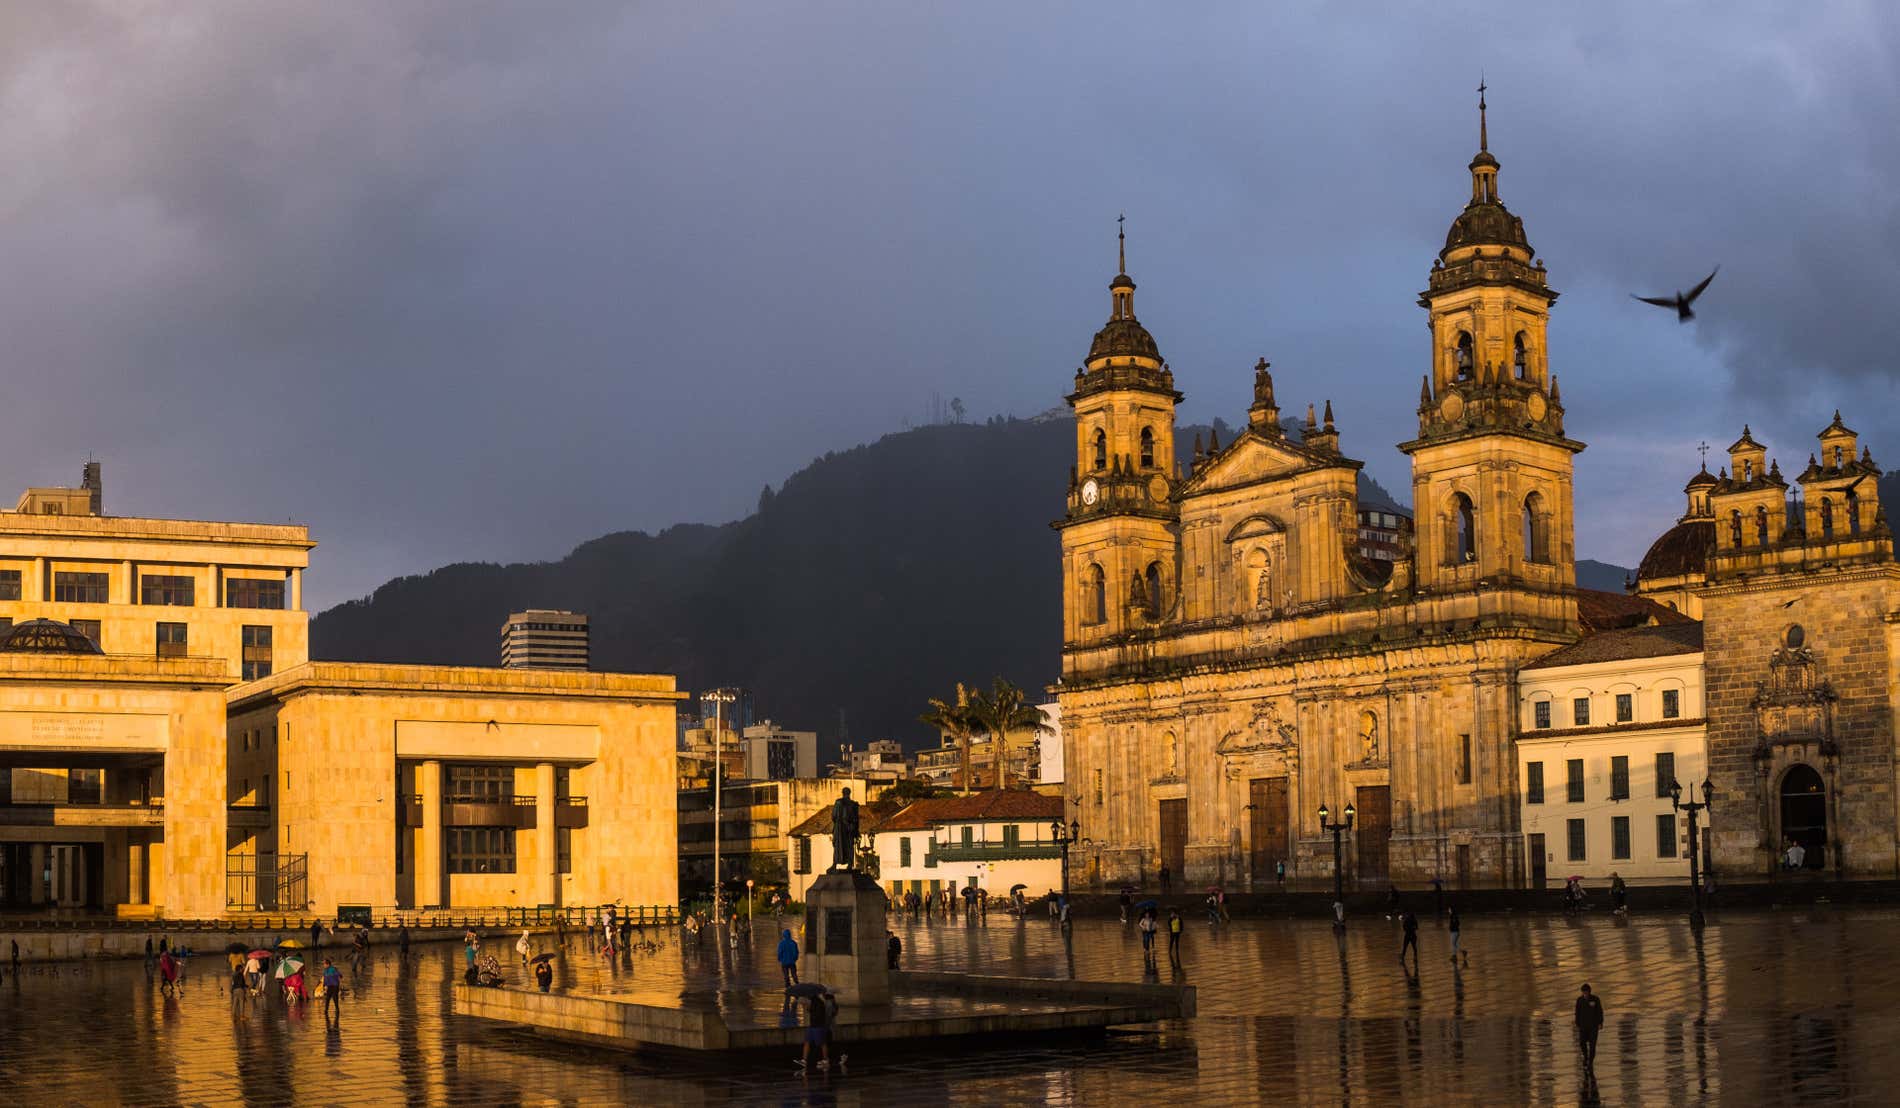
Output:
1144 562 1162 618
1656 814 1678 857
0 569 19 601
1092 429 1107 471
900 837 912 867
1513 332 1529 380
1573 697 1590 726
1610 756 1629 800
924 843 937 869
961 826 974 847
1526 761 1544 804
447 765 514 802
0 618 10 638
1523 492 1548 562
69 768 103 805
227 577 287 610
1847 489 1862 536
1566 819 1586 862
1457 734 1472 785
795 838 811 874
53 571 109 604
1655 752 1676 798
1454 331 1474 380
156 622 187 658
446 827 516 874
140 574 195 606
1139 427 1156 468
1451 493 1476 563
70 619 101 647
1756 505 1770 545
1615 694 1633 723
1611 816 1631 860
1533 700 1551 729
1094 769 1104 806
1087 564 1106 625
557 827 572 874
1729 510 1743 548
1820 498 1835 539
241 625 273 681
1003 824 1021 848
1661 688 1681 720
1566 759 1584 803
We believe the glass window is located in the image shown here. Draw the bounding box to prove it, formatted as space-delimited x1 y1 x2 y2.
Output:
446 827 516 874
241 625 273 681
961 826 973 847
795 838 811 874
1612 816 1631 860
1662 689 1681 719
1615 693 1633 723
1526 761 1544 805
1573 698 1590 726
1533 700 1551 729
1566 759 1584 803
0 568 20 601
156 621 187 658
227 578 287 610
447 765 514 802
54 571 109 604
1004 824 1021 848
1566 819 1586 862
1657 814 1678 857
70 619 101 647
1655 752 1676 798
1610 756 1630 801
69 768 103 805
140 574 195 606
1457 734 1472 785
900 837 912 867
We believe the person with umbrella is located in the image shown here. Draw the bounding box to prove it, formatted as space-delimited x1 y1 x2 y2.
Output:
788 983 845 1073
532 952 556 992
245 949 270 997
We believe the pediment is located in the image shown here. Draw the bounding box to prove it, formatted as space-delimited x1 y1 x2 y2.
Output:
1180 430 1345 496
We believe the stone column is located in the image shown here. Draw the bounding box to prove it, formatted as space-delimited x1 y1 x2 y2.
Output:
28 844 46 905
128 837 147 905
535 762 557 907
417 760 443 909
289 568 302 612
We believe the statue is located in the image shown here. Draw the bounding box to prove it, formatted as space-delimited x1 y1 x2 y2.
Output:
830 788 861 871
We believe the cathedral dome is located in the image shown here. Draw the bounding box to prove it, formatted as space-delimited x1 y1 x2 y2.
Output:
1442 201 1529 256
1685 467 1717 489
1637 519 1715 582
0 619 104 654
1087 317 1162 364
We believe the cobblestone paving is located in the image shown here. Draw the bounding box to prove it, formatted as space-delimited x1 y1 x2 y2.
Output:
2 905 1896 1105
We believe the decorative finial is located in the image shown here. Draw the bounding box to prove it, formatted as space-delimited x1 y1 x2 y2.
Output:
1117 213 1126 275
1478 75 1488 153
1697 440 1710 470
1323 399 1335 430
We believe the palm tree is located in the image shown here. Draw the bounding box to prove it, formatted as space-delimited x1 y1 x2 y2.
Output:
966 678 1051 791
919 682 980 793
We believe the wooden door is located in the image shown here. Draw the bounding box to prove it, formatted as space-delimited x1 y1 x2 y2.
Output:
1527 834 1547 888
1354 785 1391 884
1249 777 1289 885
1158 799 1188 879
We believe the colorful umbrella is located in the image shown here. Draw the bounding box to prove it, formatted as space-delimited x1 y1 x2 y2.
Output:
275 938 306 949
247 949 274 960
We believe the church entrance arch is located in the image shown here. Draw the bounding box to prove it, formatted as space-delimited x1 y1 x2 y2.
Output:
1779 764 1827 870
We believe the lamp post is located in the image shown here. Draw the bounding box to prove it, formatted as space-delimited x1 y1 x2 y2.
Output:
1318 802 1356 918
705 688 737 912
746 878 755 925
1052 818 1081 906
1670 777 1717 927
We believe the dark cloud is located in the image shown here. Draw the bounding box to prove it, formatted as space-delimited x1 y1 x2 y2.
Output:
0 3 1891 606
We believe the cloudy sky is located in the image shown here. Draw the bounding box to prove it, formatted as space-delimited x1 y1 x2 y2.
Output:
1 3 1894 608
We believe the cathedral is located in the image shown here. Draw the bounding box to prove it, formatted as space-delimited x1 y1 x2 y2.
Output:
1053 97 1899 890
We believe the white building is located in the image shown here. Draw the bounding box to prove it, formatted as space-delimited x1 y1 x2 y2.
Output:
1517 622 1707 885
741 720 817 781
787 789 1065 904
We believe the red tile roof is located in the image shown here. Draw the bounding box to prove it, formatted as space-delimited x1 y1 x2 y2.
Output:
1576 587 1695 634
878 789 1064 832
787 798 902 839
1521 620 1704 670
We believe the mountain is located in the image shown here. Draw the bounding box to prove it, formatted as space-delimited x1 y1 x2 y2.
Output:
311 417 1635 751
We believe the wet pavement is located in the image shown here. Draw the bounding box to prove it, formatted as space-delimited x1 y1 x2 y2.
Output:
1 905 1896 1105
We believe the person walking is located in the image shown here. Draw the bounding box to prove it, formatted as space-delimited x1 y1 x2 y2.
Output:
1139 909 1158 961
158 948 180 998
229 957 248 1010
516 929 533 966
796 988 845 1072
350 928 370 973
310 920 323 950
1575 983 1605 1070
1276 859 1286 890
320 958 343 1023
397 923 411 960
1166 908 1183 962
1159 864 1172 894
886 930 902 970
534 958 554 992
1399 910 1419 967
1431 877 1445 920
1610 873 1628 915
1118 888 1132 923
777 928 800 987
1447 906 1465 965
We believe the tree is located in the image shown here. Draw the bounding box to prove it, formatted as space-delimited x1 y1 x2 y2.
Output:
949 397 966 423
966 677 1052 790
918 682 980 793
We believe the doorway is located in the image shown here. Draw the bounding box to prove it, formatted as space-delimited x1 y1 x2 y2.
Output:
1527 833 1547 888
1780 764 1827 869
1158 798 1187 881
1355 785 1391 884
1249 777 1288 886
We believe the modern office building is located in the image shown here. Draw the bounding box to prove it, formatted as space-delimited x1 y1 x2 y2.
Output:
500 609 590 670
741 720 818 781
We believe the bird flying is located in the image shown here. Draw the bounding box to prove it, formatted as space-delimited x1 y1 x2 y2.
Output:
1633 267 1719 322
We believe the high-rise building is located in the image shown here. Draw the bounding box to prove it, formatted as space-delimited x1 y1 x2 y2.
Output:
500 609 589 670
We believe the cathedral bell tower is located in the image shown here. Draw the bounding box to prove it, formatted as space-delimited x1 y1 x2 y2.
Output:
1401 87 1584 609
1057 220 1182 650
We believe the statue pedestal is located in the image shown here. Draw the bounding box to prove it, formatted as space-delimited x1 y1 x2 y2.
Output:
801 870 890 1006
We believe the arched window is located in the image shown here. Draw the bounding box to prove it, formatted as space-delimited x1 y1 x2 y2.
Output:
1092 428 1107 471
1513 333 1529 380
1451 492 1476 563
1820 497 1834 539
1846 489 1862 536
1454 332 1474 381
1522 491 1548 563
1144 561 1163 619
1087 564 1106 625
1729 510 1743 548
1743 460 1753 482
1756 505 1770 545
1139 427 1155 468
1833 445 1844 468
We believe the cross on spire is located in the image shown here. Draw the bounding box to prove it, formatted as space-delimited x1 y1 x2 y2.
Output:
1477 75 1488 153
1117 213 1126 274
1697 440 1710 470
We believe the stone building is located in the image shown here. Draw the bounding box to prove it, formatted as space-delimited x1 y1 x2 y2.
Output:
1057 97 1602 890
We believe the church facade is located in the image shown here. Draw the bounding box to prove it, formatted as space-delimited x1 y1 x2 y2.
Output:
1056 101 1598 890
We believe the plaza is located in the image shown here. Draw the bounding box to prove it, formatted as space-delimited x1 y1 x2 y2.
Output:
2 905 1894 1104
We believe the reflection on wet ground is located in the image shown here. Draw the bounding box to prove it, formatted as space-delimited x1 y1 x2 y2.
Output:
2 906 1897 1105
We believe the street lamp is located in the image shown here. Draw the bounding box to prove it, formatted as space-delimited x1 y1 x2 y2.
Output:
704 688 738 912
1318 802 1356 918
746 878 755 925
1051 818 1081 908
1669 777 1717 927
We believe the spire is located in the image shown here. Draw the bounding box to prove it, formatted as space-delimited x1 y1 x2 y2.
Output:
1549 374 1561 403
1467 79 1501 204
1478 75 1488 154
1420 374 1433 406
1322 399 1335 430
1106 214 1137 322
1304 403 1317 430
1118 212 1126 276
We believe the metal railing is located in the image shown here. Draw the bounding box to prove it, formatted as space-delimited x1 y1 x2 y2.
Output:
0 903 680 933
931 842 1064 863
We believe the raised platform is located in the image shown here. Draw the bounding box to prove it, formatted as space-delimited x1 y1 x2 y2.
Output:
455 969 1194 1053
